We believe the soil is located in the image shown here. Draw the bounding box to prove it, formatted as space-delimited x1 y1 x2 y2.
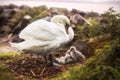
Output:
0 37 18 53
7 54 79 79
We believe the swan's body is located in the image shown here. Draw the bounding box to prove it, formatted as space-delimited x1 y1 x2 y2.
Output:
10 15 74 65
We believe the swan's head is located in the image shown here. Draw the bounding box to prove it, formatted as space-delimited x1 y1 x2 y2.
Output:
51 15 70 25
51 15 70 34
51 15 74 41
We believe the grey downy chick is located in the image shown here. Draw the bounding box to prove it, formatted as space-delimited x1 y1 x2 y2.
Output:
55 46 86 64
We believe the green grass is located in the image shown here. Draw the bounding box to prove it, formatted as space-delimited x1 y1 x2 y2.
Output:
0 52 19 59
0 52 20 80
0 64 15 80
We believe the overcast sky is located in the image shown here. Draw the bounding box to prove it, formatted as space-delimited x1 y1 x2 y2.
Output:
1 0 120 4
0 0 119 13
1 0 120 2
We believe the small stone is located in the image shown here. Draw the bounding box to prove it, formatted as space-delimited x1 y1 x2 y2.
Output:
24 15 31 20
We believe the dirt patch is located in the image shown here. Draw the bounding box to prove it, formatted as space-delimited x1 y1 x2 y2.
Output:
0 38 18 53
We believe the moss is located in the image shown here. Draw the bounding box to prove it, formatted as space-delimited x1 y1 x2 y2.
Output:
0 52 18 59
55 8 68 14
0 64 15 80
30 9 50 22
89 65 120 80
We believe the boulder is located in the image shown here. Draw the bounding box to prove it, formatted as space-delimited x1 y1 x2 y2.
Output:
8 4 18 9
0 6 4 13
70 14 85 25
2 9 13 18
11 15 31 35
1 25 11 33
71 9 80 14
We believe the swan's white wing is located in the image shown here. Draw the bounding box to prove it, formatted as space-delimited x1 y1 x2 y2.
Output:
10 39 51 51
19 19 65 41
10 38 63 53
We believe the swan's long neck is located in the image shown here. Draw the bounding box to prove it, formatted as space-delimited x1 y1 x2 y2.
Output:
52 21 74 42
50 15 74 42
51 19 68 35
68 27 74 42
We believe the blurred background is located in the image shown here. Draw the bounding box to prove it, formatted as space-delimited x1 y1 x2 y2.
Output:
0 0 120 13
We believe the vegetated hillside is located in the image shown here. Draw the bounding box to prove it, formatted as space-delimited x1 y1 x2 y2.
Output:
0 4 120 80
52 8 120 80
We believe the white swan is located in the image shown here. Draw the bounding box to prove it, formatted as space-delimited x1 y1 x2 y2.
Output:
10 15 74 66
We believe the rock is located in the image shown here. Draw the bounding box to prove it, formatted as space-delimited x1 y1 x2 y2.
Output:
0 6 4 13
79 11 86 17
50 7 68 15
1 25 11 32
2 9 13 18
50 7 61 15
70 14 85 25
24 15 31 20
12 8 21 15
67 9 90 26
71 9 80 14
8 4 18 9
19 5 30 10
10 15 31 35
0 17 9 26
0 29 4 35
86 11 99 18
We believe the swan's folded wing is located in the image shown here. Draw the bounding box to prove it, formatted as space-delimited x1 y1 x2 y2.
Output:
10 39 50 51
19 20 64 41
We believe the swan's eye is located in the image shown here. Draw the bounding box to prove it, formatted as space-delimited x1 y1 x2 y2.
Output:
65 23 70 28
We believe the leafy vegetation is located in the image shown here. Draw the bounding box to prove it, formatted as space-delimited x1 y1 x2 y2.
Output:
22 5 48 18
52 8 120 80
76 8 120 40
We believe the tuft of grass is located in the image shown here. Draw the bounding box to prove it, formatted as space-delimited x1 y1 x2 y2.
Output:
0 52 19 59
0 64 15 80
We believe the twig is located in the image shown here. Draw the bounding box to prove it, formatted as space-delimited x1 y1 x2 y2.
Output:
21 60 25 64
40 67 46 76
30 69 36 77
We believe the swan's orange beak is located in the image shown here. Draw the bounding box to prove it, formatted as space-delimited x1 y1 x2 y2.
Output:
65 23 69 34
